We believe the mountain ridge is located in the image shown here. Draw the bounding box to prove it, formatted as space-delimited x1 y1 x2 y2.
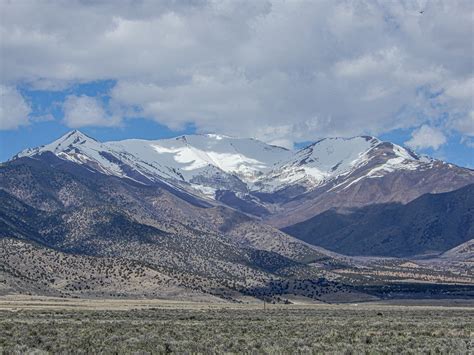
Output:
11 130 474 226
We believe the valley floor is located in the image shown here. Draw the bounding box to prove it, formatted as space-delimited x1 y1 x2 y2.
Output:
0 296 472 353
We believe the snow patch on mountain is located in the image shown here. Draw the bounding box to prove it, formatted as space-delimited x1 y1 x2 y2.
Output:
105 134 291 184
254 137 381 192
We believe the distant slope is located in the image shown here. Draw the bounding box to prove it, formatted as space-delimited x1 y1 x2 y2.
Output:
438 239 474 262
283 184 474 257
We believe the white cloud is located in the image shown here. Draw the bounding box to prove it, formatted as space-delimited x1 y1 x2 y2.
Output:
63 95 119 128
451 111 474 136
440 78 474 137
405 125 447 151
334 47 401 78
0 85 31 130
445 77 474 100
0 0 473 143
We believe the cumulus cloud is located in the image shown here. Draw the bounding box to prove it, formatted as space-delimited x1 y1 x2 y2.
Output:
63 95 119 128
0 85 31 130
405 125 447 151
0 0 473 147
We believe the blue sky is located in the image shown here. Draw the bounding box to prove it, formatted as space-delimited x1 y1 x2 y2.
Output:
1 1 473 167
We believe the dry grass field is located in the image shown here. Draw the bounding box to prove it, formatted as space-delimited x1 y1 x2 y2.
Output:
0 296 472 354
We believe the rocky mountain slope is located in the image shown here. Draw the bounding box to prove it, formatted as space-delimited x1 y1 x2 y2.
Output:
283 184 474 257
0 154 356 301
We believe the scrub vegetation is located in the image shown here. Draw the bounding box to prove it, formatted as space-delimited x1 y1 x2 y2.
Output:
0 303 472 354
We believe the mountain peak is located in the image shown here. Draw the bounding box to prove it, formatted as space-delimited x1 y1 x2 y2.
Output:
59 129 98 143
43 130 100 154
14 129 102 161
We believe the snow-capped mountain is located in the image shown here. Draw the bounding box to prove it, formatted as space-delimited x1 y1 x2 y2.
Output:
13 130 474 224
15 130 430 193
16 130 291 196
254 136 434 192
